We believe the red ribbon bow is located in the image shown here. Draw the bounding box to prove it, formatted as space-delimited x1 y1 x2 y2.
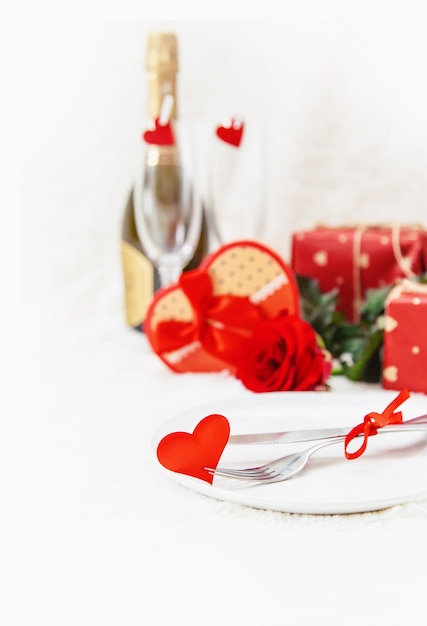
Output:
151 268 266 369
344 388 411 459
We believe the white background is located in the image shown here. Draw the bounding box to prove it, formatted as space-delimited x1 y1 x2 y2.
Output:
20 4 427 290
15 5 427 374
9 3 427 625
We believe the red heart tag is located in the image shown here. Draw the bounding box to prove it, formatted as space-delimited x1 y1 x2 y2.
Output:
156 414 230 484
143 118 175 146
216 119 244 147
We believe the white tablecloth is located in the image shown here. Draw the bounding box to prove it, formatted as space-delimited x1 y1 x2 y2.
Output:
12 282 427 626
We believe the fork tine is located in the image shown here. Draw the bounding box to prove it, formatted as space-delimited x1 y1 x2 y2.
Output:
217 470 282 481
205 466 278 480
205 468 252 479
205 468 248 478
217 471 268 479
204 466 262 477
217 469 267 478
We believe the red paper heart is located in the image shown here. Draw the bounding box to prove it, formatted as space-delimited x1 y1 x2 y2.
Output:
216 119 244 147
143 118 175 146
156 414 230 484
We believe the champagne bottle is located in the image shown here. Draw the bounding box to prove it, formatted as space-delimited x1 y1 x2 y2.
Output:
121 31 208 331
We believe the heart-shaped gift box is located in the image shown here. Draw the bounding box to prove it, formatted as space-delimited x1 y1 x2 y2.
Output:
144 240 300 373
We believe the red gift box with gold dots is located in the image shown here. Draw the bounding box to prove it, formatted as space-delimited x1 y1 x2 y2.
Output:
291 225 427 322
382 280 427 394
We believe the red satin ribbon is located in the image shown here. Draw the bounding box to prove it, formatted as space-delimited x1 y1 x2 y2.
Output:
152 268 266 367
344 388 411 459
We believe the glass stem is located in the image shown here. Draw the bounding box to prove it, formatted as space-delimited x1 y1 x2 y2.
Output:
158 264 182 288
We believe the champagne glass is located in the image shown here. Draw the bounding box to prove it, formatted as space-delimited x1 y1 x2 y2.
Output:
204 114 266 247
133 99 203 288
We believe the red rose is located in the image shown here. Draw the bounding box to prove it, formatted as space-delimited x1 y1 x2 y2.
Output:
235 310 332 392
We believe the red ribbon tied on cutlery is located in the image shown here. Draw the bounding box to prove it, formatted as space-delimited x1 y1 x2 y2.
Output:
344 388 411 459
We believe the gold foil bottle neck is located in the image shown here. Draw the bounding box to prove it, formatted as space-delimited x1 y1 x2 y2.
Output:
145 32 178 120
146 32 178 73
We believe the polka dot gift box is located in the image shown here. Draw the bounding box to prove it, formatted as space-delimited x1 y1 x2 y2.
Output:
144 240 300 373
382 280 427 394
291 225 427 322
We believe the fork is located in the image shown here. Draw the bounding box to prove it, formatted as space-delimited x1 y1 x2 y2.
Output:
206 436 347 483
205 423 427 484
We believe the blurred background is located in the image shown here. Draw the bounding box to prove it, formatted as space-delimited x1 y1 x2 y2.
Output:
19 9 427 365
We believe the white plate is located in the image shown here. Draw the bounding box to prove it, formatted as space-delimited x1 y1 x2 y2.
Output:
152 391 427 515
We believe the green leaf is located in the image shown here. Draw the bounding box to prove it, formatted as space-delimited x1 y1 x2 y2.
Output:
296 274 341 338
296 271 425 384
360 285 393 323
340 329 384 382
415 272 427 284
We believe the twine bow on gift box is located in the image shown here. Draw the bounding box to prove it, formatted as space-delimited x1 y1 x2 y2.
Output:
310 222 426 322
350 223 423 321
382 277 427 393
384 277 427 304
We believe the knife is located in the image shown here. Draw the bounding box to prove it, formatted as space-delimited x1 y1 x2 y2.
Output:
228 414 427 445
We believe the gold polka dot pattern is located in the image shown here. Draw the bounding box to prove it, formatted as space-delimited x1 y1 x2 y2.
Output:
208 246 283 296
150 290 193 328
383 365 398 383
